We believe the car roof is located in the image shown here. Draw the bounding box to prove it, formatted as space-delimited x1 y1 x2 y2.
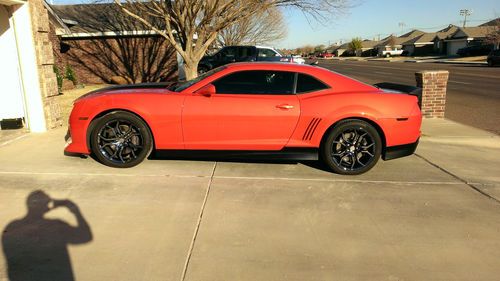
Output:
225 62 327 73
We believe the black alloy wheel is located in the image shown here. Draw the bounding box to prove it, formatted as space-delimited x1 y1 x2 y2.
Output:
90 111 152 168
322 119 382 175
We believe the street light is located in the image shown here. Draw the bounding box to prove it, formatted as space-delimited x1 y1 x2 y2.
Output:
460 9 472 27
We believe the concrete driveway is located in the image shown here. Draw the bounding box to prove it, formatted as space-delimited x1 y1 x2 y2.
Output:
1 120 499 281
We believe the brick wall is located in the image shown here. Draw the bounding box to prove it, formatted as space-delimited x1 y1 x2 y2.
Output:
54 36 178 84
415 70 449 118
29 0 62 129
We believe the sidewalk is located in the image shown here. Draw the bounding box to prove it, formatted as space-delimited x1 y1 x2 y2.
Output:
419 118 500 200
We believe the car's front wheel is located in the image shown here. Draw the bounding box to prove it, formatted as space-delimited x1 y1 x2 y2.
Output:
90 111 153 168
321 119 382 175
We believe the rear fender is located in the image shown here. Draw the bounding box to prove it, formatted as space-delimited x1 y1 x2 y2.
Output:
309 105 385 147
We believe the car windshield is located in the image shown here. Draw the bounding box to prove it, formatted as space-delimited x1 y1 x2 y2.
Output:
171 66 227 92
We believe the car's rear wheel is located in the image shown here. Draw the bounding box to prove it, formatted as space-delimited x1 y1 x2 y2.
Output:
90 111 152 168
321 119 382 175
487 59 494 67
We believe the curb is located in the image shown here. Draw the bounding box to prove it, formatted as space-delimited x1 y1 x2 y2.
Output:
433 60 487 65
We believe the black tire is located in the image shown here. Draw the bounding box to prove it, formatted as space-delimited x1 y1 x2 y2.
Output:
385 53 391 58
487 59 494 67
321 119 382 175
90 111 153 168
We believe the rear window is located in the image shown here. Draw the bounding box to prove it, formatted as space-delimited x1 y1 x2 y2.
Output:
296 73 329 93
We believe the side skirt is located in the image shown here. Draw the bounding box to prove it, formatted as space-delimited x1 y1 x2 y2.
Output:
152 147 319 161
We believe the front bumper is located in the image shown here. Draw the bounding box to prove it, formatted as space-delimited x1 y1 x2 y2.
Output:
383 138 419 160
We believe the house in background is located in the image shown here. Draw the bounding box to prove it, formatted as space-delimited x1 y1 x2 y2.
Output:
51 3 179 85
432 25 459 55
375 30 424 56
402 33 437 56
444 26 495 55
359 40 379 56
0 0 62 132
333 42 349 57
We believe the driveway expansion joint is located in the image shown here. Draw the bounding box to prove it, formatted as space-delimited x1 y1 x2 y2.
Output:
415 154 500 205
180 161 217 281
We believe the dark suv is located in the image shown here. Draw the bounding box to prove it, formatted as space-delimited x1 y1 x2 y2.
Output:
198 46 294 74
487 49 500 66
456 44 493 56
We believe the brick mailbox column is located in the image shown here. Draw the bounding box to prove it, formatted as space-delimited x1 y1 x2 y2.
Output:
415 70 449 118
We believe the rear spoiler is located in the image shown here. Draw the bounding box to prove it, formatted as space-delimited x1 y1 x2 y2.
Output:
373 82 422 107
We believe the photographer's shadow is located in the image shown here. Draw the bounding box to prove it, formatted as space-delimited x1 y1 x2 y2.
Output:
2 190 92 281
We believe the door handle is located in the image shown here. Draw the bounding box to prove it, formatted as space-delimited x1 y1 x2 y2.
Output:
276 104 294 109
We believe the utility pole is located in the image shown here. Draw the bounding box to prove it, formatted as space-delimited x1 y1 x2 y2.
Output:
398 22 406 35
460 9 472 27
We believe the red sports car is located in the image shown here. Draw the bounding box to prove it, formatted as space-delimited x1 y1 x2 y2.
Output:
65 62 421 175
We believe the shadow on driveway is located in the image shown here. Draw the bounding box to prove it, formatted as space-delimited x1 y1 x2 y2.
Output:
2 190 92 281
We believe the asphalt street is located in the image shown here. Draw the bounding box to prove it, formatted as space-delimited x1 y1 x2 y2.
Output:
315 60 500 135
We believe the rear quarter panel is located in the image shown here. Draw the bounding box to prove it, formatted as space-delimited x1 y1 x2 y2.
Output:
287 91 421 148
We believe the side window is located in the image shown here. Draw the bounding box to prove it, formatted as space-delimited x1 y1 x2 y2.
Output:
238 47 254 59
296 73 329 93
219 47 236 59
258 48 278 57
213 70 295 95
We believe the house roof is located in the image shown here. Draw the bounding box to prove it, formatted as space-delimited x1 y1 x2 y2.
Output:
402 32 437 45
479 18 500 27
449 26 496 39
375 30 425 47
361 40 379 48
434 25 459 40
51 3 163 37
44 1 70 35
399 29 425 38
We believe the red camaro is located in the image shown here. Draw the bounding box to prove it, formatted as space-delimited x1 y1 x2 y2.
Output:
65 63 421 175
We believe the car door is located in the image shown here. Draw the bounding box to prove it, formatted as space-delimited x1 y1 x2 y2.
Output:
182 70 300 150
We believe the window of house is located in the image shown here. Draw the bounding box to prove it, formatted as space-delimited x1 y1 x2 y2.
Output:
213 70 294 95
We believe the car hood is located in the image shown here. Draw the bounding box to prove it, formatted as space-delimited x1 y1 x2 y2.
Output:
75 82 177 102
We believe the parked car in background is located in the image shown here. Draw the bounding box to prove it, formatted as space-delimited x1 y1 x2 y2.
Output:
65 63 422 175
380 48 404 57
487 49 500 66
198 46 300 74
292 55 305 64
457 44 493 56
317 52 334 58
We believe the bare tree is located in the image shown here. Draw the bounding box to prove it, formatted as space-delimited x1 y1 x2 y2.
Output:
218 7 287 47
55 4 177 83
113 0 351 80
485 19 500 49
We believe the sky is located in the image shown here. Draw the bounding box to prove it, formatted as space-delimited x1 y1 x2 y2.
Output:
51 0 500 49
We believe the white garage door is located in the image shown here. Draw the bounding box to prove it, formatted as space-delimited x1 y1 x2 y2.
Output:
447 40 467 56
0 5 26 122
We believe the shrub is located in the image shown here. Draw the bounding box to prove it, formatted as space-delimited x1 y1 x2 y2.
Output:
65 64 78 85
53 65 63 91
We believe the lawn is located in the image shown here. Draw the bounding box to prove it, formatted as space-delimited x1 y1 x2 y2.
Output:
56 84 110 123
